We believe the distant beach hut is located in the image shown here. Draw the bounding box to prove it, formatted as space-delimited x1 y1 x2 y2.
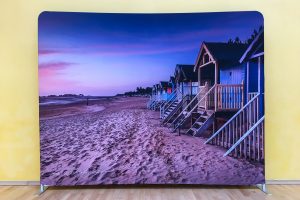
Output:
169 76 176 93
174 64 198 101
147 84 158 109
148 81 172 110
160 65 198 121
158 81 173 101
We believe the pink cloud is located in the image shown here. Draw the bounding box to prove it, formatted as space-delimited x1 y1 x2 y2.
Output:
38 49 60 55
39 61 76 83
38 61 79 95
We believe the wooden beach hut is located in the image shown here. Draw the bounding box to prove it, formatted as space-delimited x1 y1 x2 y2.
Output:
204 30 265 163
169 76 176 93
160 64 198 122
147 84 159 109
148 81 172 110
174 64 198 101
168 42 248 137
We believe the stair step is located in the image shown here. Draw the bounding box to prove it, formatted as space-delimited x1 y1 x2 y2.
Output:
190 128 198 133
195 122 203 126
198 111 206 115
201 115 209 119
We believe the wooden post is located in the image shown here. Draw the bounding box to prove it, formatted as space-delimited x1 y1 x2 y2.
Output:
204 82 208 110
181 83 184 100
190 80 192 100
246 62 249 102
241 80 244 107
198 65 201 88
214 62 218 111
258 56 261 94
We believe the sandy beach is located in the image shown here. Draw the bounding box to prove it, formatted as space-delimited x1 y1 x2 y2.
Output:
40 97 264 186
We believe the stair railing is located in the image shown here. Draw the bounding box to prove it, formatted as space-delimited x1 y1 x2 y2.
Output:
160 88 181 118
163 94 190 125
223 115 264 163
147 95 155 108
172 85 216 130
150 94 158 110
204 93 260 150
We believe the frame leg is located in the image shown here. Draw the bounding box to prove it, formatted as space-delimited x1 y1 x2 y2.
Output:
39 184 49 195
256 184 271 195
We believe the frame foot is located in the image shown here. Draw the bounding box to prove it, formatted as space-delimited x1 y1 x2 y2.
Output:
38 184 49 195
256 184 271 195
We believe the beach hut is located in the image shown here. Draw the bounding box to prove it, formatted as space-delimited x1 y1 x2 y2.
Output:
169 42 248 136
160 64 198 122
174 64 198 100
169 76 176 93
148 81 173 111
159 81 173 101
147 84 158 109
204 30 265 163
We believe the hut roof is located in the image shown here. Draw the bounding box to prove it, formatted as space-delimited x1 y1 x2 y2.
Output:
239 30 264 63
175 64 198 83
169 76 175 84
160 81 171 88
204 42 248 67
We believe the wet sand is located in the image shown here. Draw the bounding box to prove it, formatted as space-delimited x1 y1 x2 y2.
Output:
40 97 264 186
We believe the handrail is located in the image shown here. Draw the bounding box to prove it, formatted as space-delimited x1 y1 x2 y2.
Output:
184 85 216 119
160 87 183 118
161 89 178 112
205 93 260 144
172 85 216 127
160 94 176 118
223 116 265 157
163 94 190 125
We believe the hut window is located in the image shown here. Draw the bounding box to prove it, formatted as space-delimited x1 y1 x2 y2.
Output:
229 72 232 76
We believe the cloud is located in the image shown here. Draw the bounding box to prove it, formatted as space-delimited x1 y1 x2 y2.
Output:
38 28 234 57
38 49 60 55
38 42 198 57
39 61 75 69
38 61 79 96
38 61 76 77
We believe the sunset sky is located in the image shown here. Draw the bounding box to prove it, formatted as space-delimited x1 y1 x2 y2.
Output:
38 11 263 96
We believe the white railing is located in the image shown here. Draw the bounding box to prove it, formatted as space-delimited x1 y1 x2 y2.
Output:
216 84 244 110
147 95 154 108
205 93 260 149
163 94 190 125
223 116 264 162
248 92 258 101
160 88 181 118
198 84 208 108
172 85 216 130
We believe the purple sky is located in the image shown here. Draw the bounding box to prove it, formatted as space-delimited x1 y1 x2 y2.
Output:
38 11 263 96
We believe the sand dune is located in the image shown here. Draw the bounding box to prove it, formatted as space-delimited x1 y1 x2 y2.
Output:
40 97 264 186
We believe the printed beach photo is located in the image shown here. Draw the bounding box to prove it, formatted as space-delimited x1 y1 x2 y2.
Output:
39 11 265 186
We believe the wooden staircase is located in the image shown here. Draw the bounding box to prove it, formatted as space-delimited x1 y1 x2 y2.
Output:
170 85 216 132
186 109 215 137
162 100 179 119
162 95 190 125
151 101 164 111
205 93 264 163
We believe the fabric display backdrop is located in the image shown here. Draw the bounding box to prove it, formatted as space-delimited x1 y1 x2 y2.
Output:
39 11 265 186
